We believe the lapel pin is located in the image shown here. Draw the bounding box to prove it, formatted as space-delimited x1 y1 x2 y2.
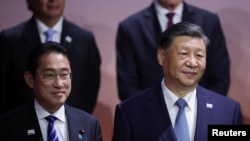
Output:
65 36 72 43
78 129 87 141
206 103 213 109
27 129 35 135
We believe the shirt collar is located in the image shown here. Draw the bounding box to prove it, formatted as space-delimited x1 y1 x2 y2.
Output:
34 99 66 122
154 0 183 17
161 79 196 110
35 16 63 35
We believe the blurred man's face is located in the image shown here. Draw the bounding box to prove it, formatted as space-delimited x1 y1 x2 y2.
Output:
156 0 182 9
28 0 65 21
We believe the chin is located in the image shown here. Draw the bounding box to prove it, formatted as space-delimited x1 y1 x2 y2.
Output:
181 80 198 87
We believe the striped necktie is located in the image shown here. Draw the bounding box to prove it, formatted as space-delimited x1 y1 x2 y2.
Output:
45 115 59 141
174 98 190 141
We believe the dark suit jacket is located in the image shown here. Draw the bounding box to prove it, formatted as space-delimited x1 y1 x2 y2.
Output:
0 102 102 141
116 2 230 100
112 83 242 141
0 16 101 114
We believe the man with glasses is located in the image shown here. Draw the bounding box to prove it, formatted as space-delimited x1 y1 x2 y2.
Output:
0 42 103 141
0 0 101 115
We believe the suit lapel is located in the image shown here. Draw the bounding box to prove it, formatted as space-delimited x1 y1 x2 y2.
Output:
65 105 86 141
61 19 74 52
22 102 43 141
143 3 162 47
194 86 213 141
22 17 42 49
182 2 195 23
146 84 178 141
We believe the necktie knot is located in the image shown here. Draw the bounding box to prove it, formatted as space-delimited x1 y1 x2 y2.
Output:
44 29 55 42
166 12 175 19
166 12 175 28
46 115 57 124
175 98 187 109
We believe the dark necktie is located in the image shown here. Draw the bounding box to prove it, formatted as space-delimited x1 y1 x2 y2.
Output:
174 99 190 141
166 12 175 28
45 115 59 141
44 29 55 42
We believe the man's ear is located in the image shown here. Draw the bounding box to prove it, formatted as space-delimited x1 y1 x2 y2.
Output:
157 47 165 66
24 71 34 88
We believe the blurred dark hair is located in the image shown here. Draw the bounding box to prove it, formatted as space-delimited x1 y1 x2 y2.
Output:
26 41 71 76
159 22 210 50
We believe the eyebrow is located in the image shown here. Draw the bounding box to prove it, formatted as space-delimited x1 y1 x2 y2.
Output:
42 68 70 72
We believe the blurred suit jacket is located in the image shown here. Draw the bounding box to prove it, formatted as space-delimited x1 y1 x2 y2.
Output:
112 83 242 141
116 2 230 100
0 102 102 141
0 16 101 114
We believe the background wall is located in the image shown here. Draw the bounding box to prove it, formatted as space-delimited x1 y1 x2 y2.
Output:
0 0 249 141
